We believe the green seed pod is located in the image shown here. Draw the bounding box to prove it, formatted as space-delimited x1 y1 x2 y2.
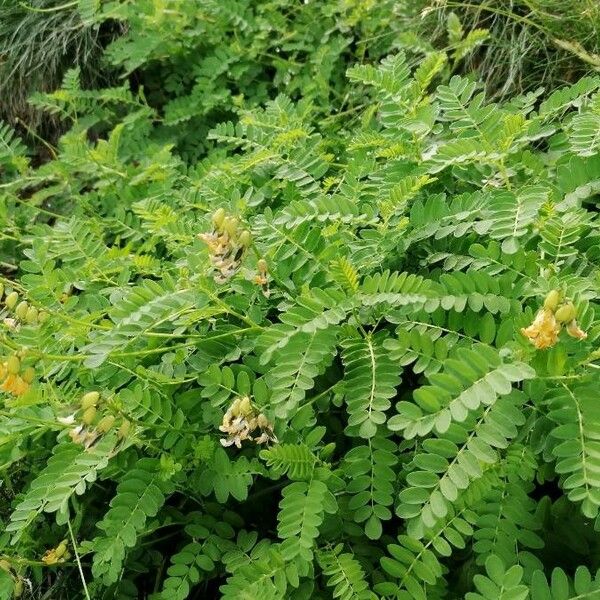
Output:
257 258 268 273
0 559 10 572
6 356 20 375
15 301 28 320
238 230 252 247
543 289 561 312
0 283 4 299
82 406 97 425
212 207 226 229
38 311 49 323
222 216 238 238
25 306 38 324
81 391 100 410
97 415 116 433
118 419 131 439
22 367 35 384
555 302 576 323
13 578 23 598
4 291 18 310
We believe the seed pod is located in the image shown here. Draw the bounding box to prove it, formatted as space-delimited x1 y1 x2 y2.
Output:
25 306 38 324
38 311 49 323
222 216 238 238
55 541 68 559
7 355 20 375
256 413 269 428
0 559 10 572
118 419 131 439
13 579 23 598
555 302 576 323
97 415 116 433
543 289 561 312
0 283 4 299
4 291 18 310
212 207 226 229
22 367 35 384
238 230 252 247
257 259 268 273
81 391 100 409
15 301 28 320
82 406 97 425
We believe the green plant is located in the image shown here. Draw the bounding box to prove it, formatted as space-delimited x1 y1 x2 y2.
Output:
0 11 600 600
397 1 600 98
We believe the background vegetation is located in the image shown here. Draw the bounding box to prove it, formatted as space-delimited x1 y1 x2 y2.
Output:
0 1 599 599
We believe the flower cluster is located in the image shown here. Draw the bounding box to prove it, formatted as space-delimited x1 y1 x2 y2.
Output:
198 208 252 283
1 284 47 330
521 290 587 350
219 396 277 448
0 355 34 397
60 391 132 449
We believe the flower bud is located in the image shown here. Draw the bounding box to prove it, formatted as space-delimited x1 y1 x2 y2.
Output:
82 406 97 425
222 216 238 237
25 306 38 324
15 301 29 320
97 415 116 433
238 396 252 416
4 291 18 310
555 302 576 323
22 366 35 383
81 391 100 409
212 207 226 229
118 419 131 439
543 289 561 312
55 541 68 559
7 355 20 375
238 230 252 247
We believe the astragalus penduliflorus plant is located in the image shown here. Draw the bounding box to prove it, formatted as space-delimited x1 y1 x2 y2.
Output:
0 48 599 599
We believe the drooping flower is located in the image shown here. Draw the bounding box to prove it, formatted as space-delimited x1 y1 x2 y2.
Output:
521 308 560 350
566 319 587 340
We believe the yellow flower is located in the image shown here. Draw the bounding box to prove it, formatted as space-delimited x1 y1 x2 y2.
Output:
521 308 560 349
566 319 587 340
0 373 29 396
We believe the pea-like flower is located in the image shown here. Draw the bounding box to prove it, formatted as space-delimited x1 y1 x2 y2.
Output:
521 308 560 350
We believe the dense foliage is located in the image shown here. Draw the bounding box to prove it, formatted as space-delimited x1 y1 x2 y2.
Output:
0 1 600 599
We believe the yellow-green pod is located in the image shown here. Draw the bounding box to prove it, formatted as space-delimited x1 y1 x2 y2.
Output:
543 289 561 312
4 291 18 310
25 306 38 324
97 415 116 433
82 406 97 426
81 391 100 409
118 419 131 439
222 216 238 237
555 302 576 323
0 283 4 299
15 301 28 320
238 230 252 247
6 356 20 375
22 367 35 384
212 207 226 229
